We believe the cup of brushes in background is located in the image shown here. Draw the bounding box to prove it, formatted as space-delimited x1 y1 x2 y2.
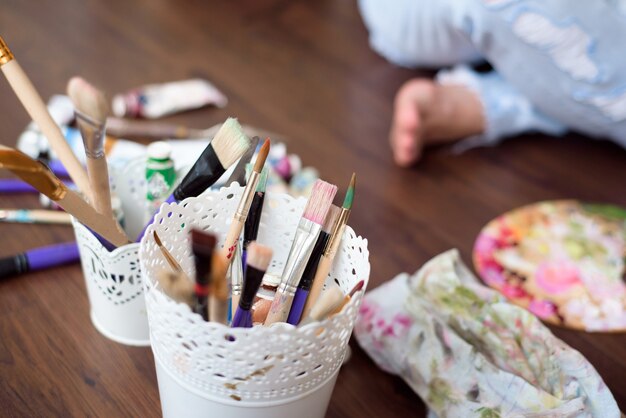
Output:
72 157 188 346
140 184 369 418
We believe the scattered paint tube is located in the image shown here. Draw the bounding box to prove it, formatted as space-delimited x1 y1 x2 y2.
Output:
112 79 228 119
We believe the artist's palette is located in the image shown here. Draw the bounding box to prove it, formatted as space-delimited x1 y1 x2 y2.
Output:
473 200 626 332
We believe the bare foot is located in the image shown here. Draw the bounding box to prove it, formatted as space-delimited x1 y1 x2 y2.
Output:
390 78 485 167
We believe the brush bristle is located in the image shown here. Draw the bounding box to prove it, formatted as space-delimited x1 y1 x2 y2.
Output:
67 77 109 123
342 173 356 210
153 230 163 247
246 242 273 271
211 118 251 168
303 180 337 225
323 204 340 233
191 229 217 251
253 138 270 173
247 164 269 192
154 231 183 272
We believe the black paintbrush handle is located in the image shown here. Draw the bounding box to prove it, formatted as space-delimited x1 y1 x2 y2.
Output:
243 192 265 247
0 253 29 279
296 231 329 292
173 145 225 201
239 266 264 311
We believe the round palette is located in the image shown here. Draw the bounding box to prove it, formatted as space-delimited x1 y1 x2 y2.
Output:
473 200 626 332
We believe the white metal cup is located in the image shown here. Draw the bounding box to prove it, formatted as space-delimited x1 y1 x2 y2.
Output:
71 157 188 346
140 185 370 418
72 221 149 346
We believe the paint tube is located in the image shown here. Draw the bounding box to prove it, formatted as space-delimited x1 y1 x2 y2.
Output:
112 79 228 119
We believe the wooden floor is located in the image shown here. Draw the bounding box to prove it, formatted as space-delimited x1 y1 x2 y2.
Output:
0 1 625 416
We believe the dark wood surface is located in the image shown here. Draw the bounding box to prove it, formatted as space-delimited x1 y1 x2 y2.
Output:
0 1 624 416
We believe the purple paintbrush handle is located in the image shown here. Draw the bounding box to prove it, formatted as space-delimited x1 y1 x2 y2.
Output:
48 160 71 179
287 288 309 325
0 178 75 195
136 193 177 242
26 242 80 271
0 179 37 193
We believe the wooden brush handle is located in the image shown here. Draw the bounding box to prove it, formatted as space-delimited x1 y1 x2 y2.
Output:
1 60 91 198
221 219 244 263
209 296 228 325
302 255 333 319
59 190 129 247
106 117 191 139
86 156 113 219
28 210 72 224
264 288 294 325
331 296 350 316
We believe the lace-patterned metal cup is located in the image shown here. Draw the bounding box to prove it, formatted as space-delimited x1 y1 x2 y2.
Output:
72 157 187 346
140 185 370 418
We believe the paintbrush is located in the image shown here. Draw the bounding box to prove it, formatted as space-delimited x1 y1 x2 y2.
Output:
221 136 260 189
153 231 185 275
67 77 114 219
299 284 345 326
0 241 79 279
0 209 72 225
209 244 230 324
0 179 38 193
156 270 193 307
264 180 338 325
191 229 216 321
242 165 269 262
105 119 287 143
219 138 260 315
232 243 272 328
331 280 365 316
0 145 129 247
230 165 269 317
221 138 270 263
286 205 341 325
222 140 269 320
105 118 211 140
136 117 251 241
0 36 91 197
302 173 355 319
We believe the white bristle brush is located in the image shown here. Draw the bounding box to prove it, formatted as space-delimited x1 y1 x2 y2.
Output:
264 180 338 325
67 77 114 220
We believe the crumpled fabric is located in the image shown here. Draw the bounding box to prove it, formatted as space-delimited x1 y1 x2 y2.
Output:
355 249 619 418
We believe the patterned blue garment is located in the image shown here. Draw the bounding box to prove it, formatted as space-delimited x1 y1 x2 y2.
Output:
358 0 626 147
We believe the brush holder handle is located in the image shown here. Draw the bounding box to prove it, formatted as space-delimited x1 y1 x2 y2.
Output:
72 157 188 346
140 185 370 417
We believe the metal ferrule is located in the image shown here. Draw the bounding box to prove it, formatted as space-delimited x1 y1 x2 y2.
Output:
233 171 259 222
279 217 322 295
0 36 14 66
75 111 106 158
324 208 350 257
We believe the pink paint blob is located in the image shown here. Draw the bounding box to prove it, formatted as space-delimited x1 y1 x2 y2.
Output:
501 283 529 299
535 260 582 294
482 265 506 287
474 233 499 257
528 299 558 319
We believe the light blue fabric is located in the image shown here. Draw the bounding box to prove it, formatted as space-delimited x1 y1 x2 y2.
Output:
358 0 626 147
